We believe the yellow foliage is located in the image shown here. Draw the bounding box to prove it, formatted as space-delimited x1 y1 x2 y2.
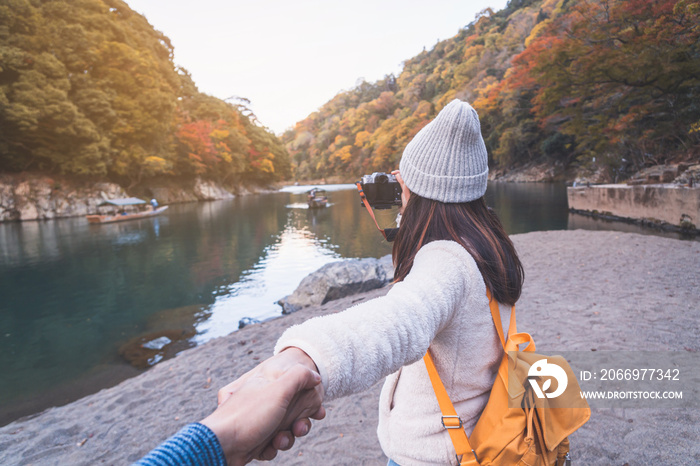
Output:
472 81 500 113
210 129 229 139
413 101 433 119
463 44 484 61
334 134 348 146
331 145 354 164
143 155 172 175
550 0 568 16
525 21 550 48
354 130 371 147
259 158 274 173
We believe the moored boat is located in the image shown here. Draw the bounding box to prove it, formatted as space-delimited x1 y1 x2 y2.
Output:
86 198 168 224
307 188 328 209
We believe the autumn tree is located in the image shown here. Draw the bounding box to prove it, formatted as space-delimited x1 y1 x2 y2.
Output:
282 0 554 179
523 0 700 171
284 0 699 181
0 0 291 186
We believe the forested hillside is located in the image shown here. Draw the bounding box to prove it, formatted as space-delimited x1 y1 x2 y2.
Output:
283 0 699 181
0 0 290 187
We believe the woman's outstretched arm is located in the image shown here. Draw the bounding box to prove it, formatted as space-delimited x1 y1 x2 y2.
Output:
275 240 478 400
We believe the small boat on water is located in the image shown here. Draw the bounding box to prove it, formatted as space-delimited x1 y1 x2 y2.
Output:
86 197 168 224
307 188 328 209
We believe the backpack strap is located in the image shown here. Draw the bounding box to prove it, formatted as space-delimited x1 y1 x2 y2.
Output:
486 288 517 349
422 290 520 466
424 350 480 466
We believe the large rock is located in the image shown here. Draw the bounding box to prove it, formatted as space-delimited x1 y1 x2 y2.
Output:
149 186 199 204
278 255 394 314
149 179 235 203
0 174 127 222
193 178 235 200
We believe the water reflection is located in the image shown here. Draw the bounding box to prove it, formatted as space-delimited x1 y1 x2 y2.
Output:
195 222 341 342
279 183 357 194
0 188 394 425
484 182 569 234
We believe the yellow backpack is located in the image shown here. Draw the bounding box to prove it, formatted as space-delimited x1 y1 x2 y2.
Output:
423 291 591 465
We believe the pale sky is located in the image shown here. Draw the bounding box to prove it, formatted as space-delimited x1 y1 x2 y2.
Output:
126 0 509 134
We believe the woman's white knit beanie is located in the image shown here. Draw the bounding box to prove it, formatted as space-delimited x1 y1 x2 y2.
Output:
399 99 488 203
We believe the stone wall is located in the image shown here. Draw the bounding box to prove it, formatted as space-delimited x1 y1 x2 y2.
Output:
567 184 700 229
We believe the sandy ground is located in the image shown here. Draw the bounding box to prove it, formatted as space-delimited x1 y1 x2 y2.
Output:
0 230 698 466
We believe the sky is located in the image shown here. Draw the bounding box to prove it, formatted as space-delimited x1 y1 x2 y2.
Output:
126 0 510 134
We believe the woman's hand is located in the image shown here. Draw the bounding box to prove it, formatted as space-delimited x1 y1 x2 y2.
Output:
208 348 325 465
391 169 410 213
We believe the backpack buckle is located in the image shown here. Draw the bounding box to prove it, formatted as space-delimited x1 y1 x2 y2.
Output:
456 449 480 465
441 415 463 429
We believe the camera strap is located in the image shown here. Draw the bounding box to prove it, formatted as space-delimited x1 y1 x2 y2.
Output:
355 182 398 242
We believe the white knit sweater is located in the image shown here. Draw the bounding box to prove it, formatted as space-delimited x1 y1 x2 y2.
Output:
274 240 510 466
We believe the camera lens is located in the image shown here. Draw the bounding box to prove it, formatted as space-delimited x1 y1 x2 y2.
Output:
376 174 388 183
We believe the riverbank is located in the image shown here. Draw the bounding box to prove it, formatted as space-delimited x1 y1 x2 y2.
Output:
1 230 697 465
5 161 698 222
0 173 276 222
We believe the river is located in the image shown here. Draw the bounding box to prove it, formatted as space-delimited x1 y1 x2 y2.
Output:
0 182 688 426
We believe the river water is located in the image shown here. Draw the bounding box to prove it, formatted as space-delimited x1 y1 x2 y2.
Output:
0 182 688 425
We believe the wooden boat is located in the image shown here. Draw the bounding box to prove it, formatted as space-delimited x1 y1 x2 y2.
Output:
86 198 168 224
307 188 328 209
308 197 328 209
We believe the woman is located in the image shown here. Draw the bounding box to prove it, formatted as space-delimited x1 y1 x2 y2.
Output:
220 99 524 466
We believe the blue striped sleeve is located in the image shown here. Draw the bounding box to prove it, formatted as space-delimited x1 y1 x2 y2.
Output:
134 422 227 466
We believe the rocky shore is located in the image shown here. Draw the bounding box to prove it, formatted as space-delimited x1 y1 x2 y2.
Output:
0 173 270 222
4 161 697 222
0 230 698 465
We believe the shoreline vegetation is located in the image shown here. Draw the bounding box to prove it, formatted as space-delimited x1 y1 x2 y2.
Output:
1 230 698 465
2 164 698 236
2 1 698 216
3 1 698 226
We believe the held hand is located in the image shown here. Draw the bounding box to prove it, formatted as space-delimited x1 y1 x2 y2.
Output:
203 349 325 465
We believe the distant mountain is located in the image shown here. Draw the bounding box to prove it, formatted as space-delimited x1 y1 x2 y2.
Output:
0 0 291 186
282 0 699 181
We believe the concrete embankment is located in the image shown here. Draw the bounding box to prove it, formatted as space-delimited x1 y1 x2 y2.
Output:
568 184 700 233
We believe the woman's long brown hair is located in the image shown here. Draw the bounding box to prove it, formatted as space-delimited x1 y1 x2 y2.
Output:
392 194 523 306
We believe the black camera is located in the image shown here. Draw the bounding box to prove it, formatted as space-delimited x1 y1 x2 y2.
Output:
358 172 402 210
